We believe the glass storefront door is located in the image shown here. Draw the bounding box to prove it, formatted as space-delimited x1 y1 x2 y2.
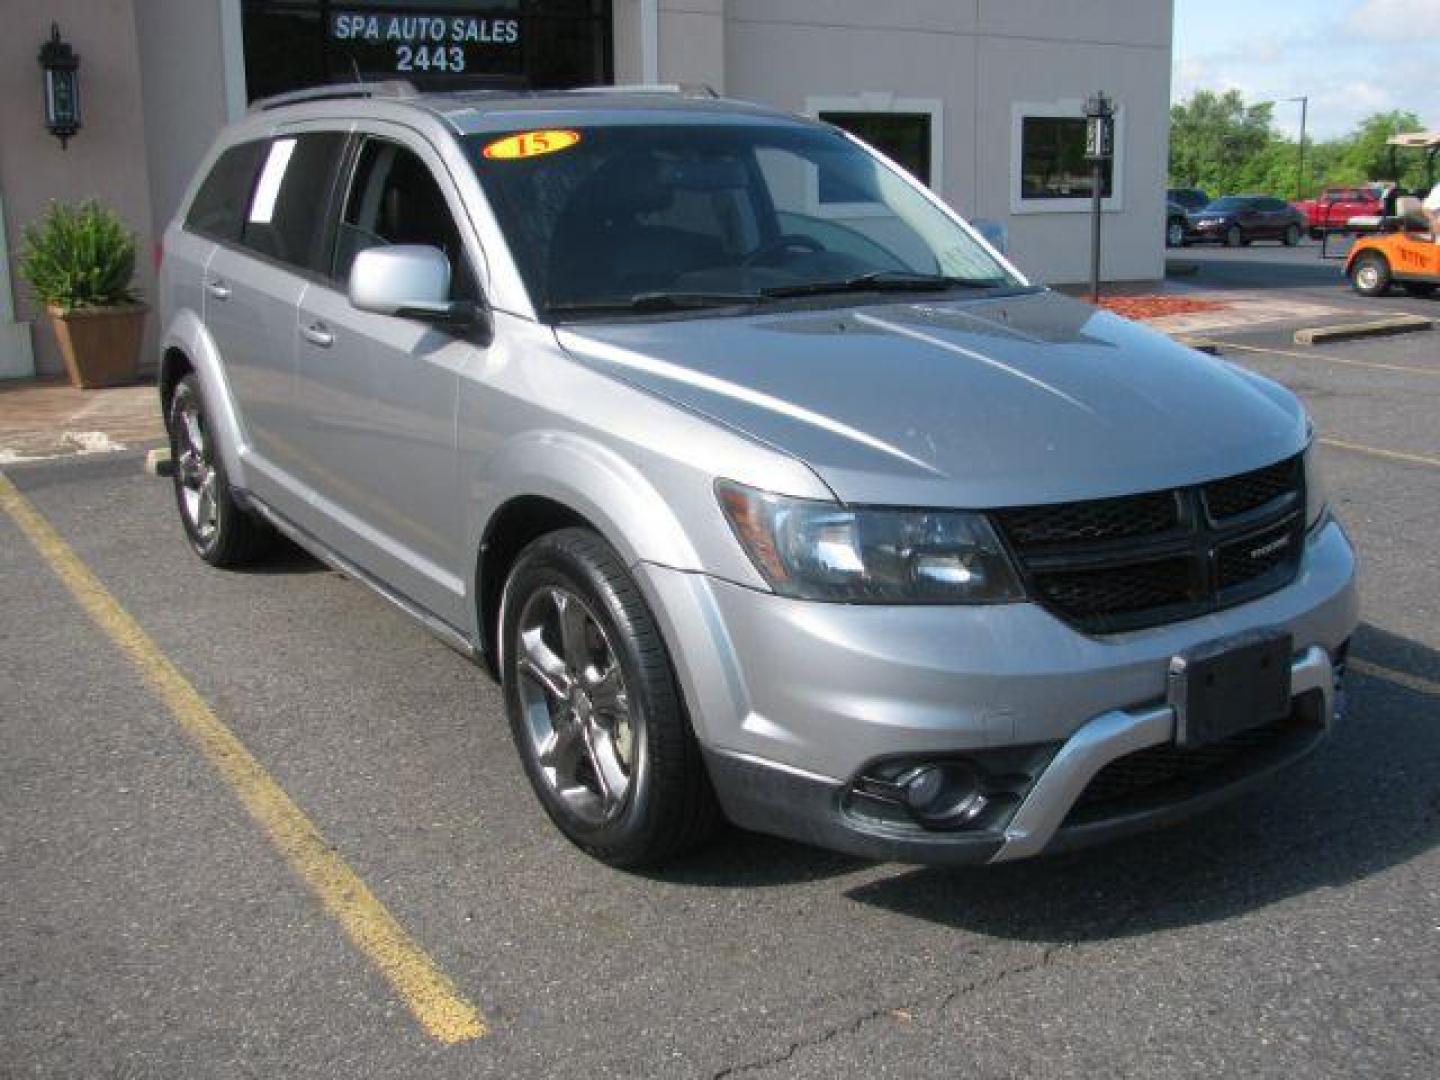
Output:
241 1 612 100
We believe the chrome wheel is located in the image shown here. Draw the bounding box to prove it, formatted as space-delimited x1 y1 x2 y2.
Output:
516 586 638 825
1355 262 1381 291
174 395 218 542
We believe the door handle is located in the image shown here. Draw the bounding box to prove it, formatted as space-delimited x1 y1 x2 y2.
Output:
206 279 231 300
301 322 334 348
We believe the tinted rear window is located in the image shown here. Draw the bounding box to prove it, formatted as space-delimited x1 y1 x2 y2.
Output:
185 142 266 241
240 132 348 272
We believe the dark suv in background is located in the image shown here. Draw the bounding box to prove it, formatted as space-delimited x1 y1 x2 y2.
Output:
1167 187 1210 213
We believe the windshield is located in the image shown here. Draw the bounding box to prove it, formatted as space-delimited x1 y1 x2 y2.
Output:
1204 197 1252 212
464 123 1018 318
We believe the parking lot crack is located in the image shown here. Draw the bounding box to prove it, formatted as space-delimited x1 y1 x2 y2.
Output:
708 944 1068 1078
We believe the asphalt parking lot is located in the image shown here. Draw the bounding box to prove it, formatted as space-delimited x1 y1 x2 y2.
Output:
3 266 1438 1076
1172 232 1430 319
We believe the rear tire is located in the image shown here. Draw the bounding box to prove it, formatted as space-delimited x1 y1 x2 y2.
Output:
1166 218 1186 248
501 527 721 868
168 374 275 567
1349 252 1392 297
1225 225 1243 248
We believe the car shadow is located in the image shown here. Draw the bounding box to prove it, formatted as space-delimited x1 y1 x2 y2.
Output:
1167 247 1354 292
231 534 328 575
658 623 1440 940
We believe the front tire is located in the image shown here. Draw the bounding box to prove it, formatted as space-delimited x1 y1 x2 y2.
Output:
168 374 274 566
501 528 720 867
1225 225 1244 248
1402 282 1436 298
1283 224 1300 247
1349 252 1392 297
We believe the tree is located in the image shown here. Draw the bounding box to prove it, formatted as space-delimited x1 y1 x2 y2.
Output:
1170 93 1433 197
1169 90 1276 195
1339 111 1426 185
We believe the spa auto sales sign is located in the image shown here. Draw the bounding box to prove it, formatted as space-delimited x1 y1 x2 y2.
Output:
329 11 521 74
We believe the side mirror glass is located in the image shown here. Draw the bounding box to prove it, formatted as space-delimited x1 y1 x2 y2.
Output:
971 219 1009 256
348 244 476 325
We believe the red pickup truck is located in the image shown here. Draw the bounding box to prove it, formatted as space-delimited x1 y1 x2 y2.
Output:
1294 186 1384 238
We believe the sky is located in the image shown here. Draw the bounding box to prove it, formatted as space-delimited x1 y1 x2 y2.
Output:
1172 0 1440 140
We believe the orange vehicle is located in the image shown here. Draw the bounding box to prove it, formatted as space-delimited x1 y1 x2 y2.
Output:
1345 132 1439 298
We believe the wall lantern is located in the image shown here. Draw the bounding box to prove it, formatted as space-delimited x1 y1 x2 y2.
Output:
39 23 82 150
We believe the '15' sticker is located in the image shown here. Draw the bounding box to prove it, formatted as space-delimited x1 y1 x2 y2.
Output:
483 130 581 160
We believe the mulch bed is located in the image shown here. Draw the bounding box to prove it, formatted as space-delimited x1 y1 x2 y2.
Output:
1095 295 1229 321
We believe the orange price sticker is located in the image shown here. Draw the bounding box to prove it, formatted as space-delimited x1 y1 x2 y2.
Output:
482 130 581 160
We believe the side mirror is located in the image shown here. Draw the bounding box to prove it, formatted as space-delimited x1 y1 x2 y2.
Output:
348 245 478 327
971 219 1009 255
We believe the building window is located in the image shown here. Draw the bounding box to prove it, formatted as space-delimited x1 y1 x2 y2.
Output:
1010 101 1124 214
239 1 613 101
817 112 932 197
805 94 943 219
1020 117 1110 200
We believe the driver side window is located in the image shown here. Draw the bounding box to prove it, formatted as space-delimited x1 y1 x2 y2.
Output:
334 138 477 301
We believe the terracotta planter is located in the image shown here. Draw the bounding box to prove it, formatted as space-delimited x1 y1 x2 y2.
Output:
47 303 148 389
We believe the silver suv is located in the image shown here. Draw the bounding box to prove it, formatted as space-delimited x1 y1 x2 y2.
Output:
158 83 1357 868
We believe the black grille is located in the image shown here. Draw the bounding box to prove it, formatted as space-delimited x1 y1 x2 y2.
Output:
999 490 1180 550
1216 519 1301 591
1204 456 1300 520
994 456 1304 633
1069 715 1317 820
1032 557 1195 618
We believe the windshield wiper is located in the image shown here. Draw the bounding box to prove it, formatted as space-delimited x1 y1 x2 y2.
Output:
760 271 1006 299
547 291 766 317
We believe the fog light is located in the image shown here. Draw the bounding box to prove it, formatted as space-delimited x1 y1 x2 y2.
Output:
898 762 988 830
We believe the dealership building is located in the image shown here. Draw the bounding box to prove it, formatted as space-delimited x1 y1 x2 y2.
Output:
0 0 1174 379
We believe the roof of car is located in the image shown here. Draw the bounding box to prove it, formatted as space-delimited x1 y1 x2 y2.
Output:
249 82 809 134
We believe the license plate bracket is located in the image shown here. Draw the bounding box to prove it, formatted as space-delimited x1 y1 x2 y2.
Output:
1168 630 1293 749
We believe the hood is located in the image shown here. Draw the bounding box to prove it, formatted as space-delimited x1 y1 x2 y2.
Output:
556 289 1306 508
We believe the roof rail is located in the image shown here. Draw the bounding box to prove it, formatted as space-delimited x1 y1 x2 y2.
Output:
568 83 719 99
249 80 419 113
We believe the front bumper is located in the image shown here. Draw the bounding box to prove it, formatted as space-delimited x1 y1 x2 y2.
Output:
1187 220 1229 242
637 519 1357 864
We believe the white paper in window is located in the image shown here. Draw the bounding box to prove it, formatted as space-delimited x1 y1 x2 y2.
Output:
249 138 297 225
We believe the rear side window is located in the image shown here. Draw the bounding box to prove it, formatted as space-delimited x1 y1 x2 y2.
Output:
240 132 347 273
185 141 265 241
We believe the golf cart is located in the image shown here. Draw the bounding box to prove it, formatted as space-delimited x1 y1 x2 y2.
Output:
1345 131 1439 298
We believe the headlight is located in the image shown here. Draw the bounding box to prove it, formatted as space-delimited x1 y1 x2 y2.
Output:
1304 437 1328 530
716 480 1024 603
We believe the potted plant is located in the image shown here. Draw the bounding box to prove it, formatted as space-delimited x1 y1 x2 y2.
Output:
17 200 147 388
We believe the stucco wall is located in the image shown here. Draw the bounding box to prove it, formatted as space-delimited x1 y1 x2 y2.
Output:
720 0 1173 284
133 0 236 237
0 0 157 377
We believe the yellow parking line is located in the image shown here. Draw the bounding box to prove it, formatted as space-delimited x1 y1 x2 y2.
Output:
0 471 485 1045
1350 658 1440 698
1318 437 1440 470
1214 339 1440 377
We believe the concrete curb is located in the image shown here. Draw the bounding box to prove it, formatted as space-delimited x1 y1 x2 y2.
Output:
145 447 173 477
1294 314 1434 345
